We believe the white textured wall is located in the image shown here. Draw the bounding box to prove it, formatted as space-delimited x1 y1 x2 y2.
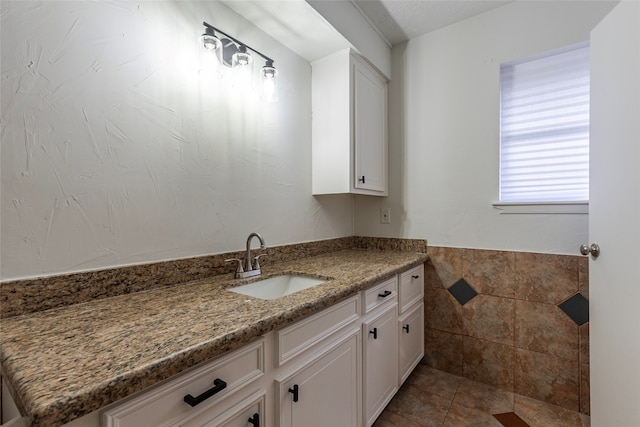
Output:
0 1 353 280
307 0 392 78
355 0 617 255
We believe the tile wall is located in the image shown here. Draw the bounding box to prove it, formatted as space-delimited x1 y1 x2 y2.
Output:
422 246 590 415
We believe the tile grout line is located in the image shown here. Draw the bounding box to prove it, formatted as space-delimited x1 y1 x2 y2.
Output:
440 378 463 426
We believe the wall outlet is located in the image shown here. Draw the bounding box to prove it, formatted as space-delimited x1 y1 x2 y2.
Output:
380 208 391 224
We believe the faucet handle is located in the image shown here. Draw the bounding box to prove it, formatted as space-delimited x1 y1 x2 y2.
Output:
224 258 244 273
253 254 267 270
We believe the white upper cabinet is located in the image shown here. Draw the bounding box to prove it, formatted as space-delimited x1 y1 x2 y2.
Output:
312 49 389 196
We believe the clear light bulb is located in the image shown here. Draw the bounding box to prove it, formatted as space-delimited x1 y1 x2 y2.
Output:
261 61 278 102
200 28 221 51
232 45 253 91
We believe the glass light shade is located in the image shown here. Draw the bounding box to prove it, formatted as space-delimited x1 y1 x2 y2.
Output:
201 28 221 51
232 46 253 91
232 46 253 67
261 63 278 102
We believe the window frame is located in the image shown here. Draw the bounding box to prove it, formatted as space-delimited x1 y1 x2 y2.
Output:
496 42 590 214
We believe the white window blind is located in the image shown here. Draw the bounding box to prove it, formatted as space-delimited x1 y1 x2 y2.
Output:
500 44 590 203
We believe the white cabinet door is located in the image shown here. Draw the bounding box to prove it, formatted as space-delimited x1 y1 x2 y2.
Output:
353 57 387 194
398 265 424 314
362 303 398 427
398 302 424 385
276 331 360 427
312 49 388 196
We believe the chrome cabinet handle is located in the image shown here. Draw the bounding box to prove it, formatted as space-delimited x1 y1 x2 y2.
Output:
580 243 600 258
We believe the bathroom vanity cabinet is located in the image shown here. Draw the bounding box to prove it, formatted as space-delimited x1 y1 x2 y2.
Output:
312 49 388 196
103 265 423 427
2 260 424 427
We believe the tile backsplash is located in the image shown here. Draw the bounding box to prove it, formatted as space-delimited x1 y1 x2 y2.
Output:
423 246 590 415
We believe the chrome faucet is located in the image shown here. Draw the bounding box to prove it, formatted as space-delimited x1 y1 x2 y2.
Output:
225 232 267 279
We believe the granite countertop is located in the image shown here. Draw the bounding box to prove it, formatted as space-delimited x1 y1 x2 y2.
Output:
0 249 427 427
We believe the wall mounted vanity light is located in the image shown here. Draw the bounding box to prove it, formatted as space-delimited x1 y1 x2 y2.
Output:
201 22 278 102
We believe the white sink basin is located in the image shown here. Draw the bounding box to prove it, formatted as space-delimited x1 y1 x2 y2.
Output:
228 274 328 300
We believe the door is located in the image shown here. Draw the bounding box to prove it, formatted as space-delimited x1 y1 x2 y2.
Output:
276 333 359 427
589 1 640 425
353 57 388 194
362 303 398 427
398 303 424 385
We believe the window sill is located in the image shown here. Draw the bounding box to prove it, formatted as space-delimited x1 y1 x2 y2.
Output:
492 202 589 215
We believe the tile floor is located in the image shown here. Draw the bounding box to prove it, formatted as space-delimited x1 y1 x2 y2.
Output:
373 364 590 427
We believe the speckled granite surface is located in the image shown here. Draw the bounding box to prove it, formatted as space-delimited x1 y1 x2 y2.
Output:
1 246 427 427
1 236 427 319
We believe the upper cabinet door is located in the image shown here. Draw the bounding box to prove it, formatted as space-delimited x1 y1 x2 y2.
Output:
312 49 389 196
353 57 388 194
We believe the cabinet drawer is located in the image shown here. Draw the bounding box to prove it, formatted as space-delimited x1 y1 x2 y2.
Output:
398 265 424 313
176 389 265 427
102 339 265 427
363 276 397 314
276 295 360 366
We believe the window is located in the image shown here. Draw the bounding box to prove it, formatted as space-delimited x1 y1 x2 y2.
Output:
499 44 590 205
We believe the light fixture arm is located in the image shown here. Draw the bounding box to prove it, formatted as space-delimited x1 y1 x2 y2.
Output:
202 21 274 65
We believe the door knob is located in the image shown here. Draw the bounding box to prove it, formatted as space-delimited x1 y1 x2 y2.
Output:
580 243 600 258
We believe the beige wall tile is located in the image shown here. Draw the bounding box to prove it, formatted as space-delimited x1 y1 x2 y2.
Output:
580 363 590 416
425 246 463 288
463 295 515 346
515 252 579 304
424 328 464 376
422 247 588 415
462 249 515 298
515 300 579 360
425 287 463 333
515 349 580 411
579 323 589 365
463 336 515 390
578 256 589 299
